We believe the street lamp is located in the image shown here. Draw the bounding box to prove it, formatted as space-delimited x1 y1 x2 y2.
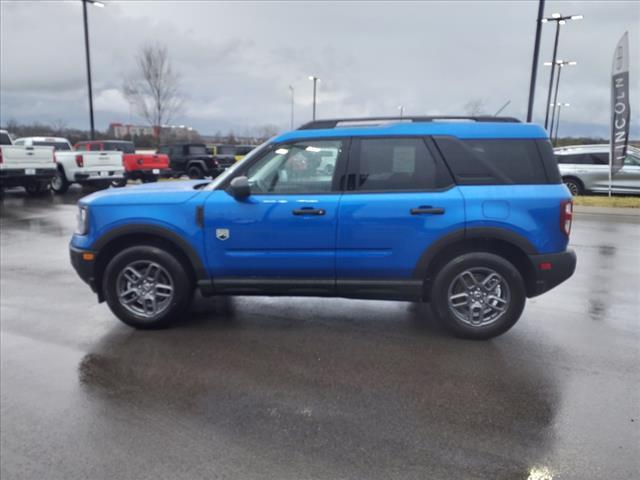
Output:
545 60 577 136
308 76 320 121
288 85 294 129
397 105 404 119
550 102 570 144
82 0 104 140
541 12 582 130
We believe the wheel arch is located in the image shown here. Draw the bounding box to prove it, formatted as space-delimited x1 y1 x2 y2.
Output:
415 228 538 300
92 225 207 301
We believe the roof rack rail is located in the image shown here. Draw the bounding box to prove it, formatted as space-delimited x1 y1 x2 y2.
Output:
297 115 521 130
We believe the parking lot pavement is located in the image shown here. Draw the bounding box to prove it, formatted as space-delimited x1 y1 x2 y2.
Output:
1 187 638 480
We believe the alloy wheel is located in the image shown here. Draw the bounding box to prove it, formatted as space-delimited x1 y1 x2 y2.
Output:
447 267 511 327
116 260 174 318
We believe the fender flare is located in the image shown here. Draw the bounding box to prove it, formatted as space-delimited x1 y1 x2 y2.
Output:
92 224 208 280
412 227 539 279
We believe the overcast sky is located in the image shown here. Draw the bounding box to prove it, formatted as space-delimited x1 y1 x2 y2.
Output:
1 0 638 138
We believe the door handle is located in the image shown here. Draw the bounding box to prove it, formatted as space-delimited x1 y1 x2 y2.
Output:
292 207 325 216
410 206 445 215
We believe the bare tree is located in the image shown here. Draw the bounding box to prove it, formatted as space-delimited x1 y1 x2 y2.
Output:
50 118 67 135
464 99 485 116
123 44 183 144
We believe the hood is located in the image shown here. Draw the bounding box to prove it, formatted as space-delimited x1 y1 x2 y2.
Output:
80 180 210 207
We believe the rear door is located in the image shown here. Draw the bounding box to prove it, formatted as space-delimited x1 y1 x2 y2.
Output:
336 137 465 298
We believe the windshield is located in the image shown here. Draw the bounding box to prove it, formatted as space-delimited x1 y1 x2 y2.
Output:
33 141 71 150
0 133 11 145
103 142 135 154
204 141 269 191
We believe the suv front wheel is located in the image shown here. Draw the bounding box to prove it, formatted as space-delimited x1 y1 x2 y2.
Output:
431 252 526 339
103 245 194 329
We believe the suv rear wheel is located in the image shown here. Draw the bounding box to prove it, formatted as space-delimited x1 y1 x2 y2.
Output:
431 252 525 339
103 245 194 329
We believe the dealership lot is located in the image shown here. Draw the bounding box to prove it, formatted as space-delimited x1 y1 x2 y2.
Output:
1 187 638 480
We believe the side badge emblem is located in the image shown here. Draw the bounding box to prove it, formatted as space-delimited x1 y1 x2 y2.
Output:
216 228 230 241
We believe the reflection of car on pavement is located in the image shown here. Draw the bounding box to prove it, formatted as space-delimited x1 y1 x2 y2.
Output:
75 140 170 185
0 130 57 195
70 116 576 340
555 144 640 195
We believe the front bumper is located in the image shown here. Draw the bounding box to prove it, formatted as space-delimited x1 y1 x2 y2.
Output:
526 249 577 297
70 245 98 295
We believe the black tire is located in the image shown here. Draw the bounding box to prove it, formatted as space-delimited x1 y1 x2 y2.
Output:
103 245 194 329
563 177 584 196
25 182 50 196
430 252 526 340
187 164 205 179
111 176 127 188
50 168 70 194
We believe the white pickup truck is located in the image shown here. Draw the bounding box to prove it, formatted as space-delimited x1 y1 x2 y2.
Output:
0 130 57 195
15 137 125 194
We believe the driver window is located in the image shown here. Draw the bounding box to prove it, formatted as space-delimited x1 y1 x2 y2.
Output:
246 140 343 194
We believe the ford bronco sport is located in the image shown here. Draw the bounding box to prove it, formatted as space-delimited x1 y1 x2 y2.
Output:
70 116 576 339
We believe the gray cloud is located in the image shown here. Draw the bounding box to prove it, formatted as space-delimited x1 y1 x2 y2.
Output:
1 0 638 137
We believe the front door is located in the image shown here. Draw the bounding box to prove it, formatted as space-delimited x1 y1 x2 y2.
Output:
204 139 347 292
336 137 465 299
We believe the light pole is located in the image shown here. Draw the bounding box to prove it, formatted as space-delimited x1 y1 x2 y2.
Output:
550 102 570 144
82 0 104 140
526 0 545 122
288 85 294 129
541 12 583 129
398 105 404 119
545 60 576 137
308 76 320 121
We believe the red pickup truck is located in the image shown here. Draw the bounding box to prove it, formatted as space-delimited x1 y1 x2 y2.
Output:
75 140 170 184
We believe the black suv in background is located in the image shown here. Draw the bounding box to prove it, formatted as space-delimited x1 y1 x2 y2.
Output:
158 143 220 179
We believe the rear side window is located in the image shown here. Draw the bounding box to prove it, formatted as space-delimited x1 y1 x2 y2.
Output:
353 138 452 191
217 145 236 155
189 145 207 155
556 153 607 165
434 137 549 185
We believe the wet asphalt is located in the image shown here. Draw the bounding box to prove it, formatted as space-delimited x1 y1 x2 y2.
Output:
1 186 638 480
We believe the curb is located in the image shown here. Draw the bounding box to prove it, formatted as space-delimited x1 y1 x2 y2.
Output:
574 205 640 216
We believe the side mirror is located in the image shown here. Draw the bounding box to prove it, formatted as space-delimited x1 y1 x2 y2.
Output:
229 176 251 200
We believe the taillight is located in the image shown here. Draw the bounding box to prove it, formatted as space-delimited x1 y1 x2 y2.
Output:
560 200 573 236
75 154 84 167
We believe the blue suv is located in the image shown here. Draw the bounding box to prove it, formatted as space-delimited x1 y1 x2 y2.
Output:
70 116 576 339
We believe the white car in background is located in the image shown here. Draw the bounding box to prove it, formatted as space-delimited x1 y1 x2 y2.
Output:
555 144 640 196
0 130 56 195
15 137 125 194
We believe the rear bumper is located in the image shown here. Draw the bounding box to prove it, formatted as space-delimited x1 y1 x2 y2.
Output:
126 168 172 178
70 245 98 294
527 249 577 297
74 171 124 182
0 168 56 186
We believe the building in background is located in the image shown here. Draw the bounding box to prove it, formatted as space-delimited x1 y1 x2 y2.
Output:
108 123 200 141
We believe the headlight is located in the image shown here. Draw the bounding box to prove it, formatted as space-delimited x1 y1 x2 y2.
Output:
75 205 89 235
